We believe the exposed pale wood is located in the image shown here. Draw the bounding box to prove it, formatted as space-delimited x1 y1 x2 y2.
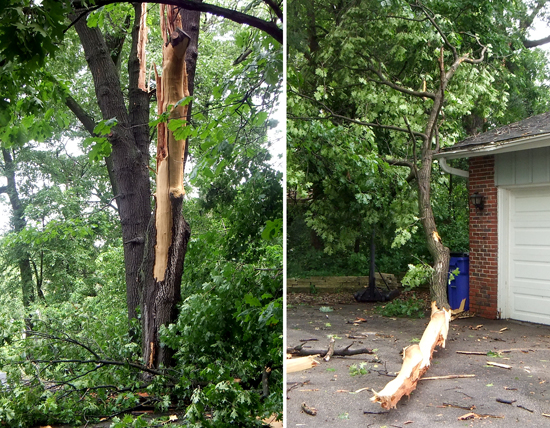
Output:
371 302 451 409
486 362 512 369
137 2 148 91
323 337 335 362
286 356 320 373
153 6 190 281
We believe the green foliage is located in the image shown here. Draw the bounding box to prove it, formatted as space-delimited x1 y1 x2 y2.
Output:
376 295 427 319
401 263 434 290
349 362 369 376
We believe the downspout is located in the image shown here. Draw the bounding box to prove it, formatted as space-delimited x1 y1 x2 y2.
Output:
439 157 469 178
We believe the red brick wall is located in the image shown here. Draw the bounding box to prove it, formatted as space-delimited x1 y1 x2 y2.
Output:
468 156 499 319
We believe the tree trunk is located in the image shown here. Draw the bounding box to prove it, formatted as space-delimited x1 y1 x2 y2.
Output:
70 4 201 368
73 13 152 322
1 149 35 309
138 5 194 369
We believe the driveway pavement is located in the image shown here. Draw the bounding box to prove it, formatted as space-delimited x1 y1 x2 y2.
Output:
286 300 550 427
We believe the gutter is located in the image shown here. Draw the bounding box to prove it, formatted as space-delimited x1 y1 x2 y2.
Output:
434 132 550 160
438 157 469 178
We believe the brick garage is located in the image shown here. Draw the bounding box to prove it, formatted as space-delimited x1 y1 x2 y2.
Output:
436 111 550 325
468 156 498 319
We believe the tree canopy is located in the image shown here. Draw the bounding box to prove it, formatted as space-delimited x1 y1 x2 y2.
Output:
287 0 550 298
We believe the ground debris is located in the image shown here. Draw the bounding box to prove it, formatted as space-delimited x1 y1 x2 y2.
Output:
301 402 317 416
442 402 476 411
457 412 504 420
486 361 512 369
496 398 516 405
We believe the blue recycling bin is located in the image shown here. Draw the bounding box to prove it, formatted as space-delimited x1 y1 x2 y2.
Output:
448 253 469 311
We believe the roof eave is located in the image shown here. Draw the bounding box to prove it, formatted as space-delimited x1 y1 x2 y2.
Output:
434 133 550 160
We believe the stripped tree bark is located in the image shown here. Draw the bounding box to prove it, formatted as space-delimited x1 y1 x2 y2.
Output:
371 302 451 409
138 5 193 369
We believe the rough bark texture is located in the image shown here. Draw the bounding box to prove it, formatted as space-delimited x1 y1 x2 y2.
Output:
140 197 191 368
73 13 152 322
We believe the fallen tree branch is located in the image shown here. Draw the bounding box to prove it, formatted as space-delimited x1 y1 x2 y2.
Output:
371 302 451 409
323 337 335 362
287 344 374 357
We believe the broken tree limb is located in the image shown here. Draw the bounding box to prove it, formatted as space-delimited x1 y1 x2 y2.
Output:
323 337 335 362
287 344 374 357
371 302 451 409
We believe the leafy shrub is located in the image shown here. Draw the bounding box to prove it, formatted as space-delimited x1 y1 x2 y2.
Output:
376 295 427 318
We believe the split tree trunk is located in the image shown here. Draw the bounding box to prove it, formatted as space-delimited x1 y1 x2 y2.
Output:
371 302 451 409
139 6 192 369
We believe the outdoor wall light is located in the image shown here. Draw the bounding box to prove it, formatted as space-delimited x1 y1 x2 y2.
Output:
470 192 485 211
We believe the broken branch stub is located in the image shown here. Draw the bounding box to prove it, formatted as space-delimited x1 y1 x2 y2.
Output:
153 6 191 282
371 302 451 409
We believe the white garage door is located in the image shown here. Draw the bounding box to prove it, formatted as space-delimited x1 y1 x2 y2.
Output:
509 186 550 324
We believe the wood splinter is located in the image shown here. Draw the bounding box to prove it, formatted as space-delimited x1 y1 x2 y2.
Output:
371 302 451 409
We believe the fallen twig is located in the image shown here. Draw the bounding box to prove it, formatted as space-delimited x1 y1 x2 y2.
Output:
364 410 390 415
517 404 534 413
420 374 475 380
456 351 486 355
286 380 310 399
496 398 516 405
443 402 476 411
458 412 503 420
287 344 373 357
486 361 511 370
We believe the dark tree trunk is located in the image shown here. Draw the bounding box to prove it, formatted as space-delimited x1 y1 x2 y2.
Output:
69 4 201 369
1 149 35 311
72 14 152 322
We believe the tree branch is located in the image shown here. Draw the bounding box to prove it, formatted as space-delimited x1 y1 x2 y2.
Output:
64 94 97 136
21 358 174 379
385 157 417 182
412 0 458 61
523 34 550 48
70 0 282 43
0 186 7 194
288 89 428 140
520 0 547 30
366 66 435 100
262 0 283 22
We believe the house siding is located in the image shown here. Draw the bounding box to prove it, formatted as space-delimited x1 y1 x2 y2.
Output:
469 156 499 318
495 147 550 186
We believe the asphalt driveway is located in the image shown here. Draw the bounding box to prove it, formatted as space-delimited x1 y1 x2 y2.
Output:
286 299 550 427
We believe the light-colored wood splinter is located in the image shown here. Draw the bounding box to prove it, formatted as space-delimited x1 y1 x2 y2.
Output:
153 5 190 281
371 301 451 409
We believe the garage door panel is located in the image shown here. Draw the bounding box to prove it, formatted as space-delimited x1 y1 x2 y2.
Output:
514 228 550 246
508 186 550 324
